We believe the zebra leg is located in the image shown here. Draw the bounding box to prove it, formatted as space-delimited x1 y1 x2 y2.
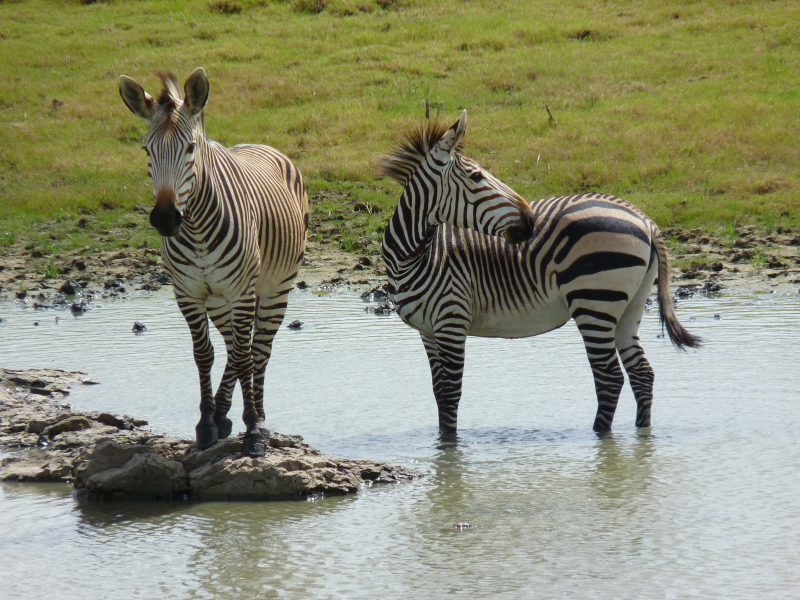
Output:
421 328 467 437
573 313 625 432
206 299 235 440
617 339 654 427
252 290 291 433
229 296 265 456
177 298 218 450
616 264 659 428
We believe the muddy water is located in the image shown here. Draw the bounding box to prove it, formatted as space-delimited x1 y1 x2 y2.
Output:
1 288 799 599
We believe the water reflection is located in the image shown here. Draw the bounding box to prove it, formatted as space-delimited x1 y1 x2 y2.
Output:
590 431 656 506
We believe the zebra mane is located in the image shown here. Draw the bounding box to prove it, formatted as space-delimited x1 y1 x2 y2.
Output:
154 71 183 110
375 119 465 186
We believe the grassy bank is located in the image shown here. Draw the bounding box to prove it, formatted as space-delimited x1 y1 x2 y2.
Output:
1 0 799 263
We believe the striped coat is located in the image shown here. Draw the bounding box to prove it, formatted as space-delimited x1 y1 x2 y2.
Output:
379 114 698 435
120 68 308 455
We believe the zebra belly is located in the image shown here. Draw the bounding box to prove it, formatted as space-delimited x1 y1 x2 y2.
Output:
468 299 571 339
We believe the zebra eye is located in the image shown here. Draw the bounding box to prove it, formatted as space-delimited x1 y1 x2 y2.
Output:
469 171 483 182
186 143 196 154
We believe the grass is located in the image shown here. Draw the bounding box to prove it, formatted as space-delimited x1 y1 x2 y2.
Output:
1 0 800 259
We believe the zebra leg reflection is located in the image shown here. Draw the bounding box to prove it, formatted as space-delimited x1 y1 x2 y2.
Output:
421 329 467 436
177 298 218 450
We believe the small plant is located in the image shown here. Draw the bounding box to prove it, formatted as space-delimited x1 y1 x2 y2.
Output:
0 231 15 247
339 227 360 253
749 250 765 274
726 218 739 242
39 260 61 279
763 212 777 236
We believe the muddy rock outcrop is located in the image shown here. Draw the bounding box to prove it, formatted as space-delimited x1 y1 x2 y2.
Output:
1 368 418 500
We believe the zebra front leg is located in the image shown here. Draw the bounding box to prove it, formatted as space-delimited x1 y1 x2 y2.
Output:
229 298 265 456
574 315 625 432
421 329 467 437
252 290 291 432
207 299 236 439
177 298 218 450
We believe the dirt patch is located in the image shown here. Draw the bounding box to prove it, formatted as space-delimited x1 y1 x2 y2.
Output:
2 224 800 300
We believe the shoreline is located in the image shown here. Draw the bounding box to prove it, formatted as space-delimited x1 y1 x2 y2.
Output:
0 368 417 500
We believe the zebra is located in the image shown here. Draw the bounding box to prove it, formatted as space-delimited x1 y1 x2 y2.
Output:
119 68 308 456
377 111 699 436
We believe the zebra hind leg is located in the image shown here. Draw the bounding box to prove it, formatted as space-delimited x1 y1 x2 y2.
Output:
252 290 291 434
573 313 625 432
421 330 467 438
616 264 658 428
229 297 265 457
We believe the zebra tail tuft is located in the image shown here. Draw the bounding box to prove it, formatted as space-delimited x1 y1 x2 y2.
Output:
654 229 702 351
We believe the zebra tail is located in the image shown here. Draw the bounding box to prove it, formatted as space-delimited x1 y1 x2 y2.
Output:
654 228 702 351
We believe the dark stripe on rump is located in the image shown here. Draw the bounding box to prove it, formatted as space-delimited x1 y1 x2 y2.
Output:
557 252 647 287
566 289 629 305
571 307 618 324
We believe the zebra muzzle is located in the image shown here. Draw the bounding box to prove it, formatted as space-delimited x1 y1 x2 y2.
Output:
150 200 183 237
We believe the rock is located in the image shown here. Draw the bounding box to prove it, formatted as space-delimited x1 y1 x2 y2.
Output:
287 320 303 329
361 284 389 301
70 299 91 314
42 416 92 438
1 454 73 482
2 369 418 501
16 290 27 299
59 280 78 295
74 441 189 499
132 321 147 332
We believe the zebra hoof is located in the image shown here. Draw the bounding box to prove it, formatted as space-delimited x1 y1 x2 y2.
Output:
214 416 233 440
195 422 219 450
243 430 267 457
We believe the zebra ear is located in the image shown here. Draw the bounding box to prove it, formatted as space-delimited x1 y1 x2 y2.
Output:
119 75 155 120
435 110 468 156
184 67 209 117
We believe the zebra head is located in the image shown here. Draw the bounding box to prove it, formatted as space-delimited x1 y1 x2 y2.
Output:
430 111 535 244
379 111 536 245
119 68 209 237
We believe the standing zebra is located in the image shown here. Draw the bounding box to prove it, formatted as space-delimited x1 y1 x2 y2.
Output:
119 68 308 456
378 111 699 435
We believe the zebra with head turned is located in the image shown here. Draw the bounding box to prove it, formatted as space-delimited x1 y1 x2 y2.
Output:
119 68 308 456
377 111 699 436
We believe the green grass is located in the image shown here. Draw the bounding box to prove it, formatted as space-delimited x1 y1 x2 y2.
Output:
1 0 800 258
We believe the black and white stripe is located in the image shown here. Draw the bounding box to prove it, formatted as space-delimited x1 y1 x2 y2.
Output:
120 68 308 455
377 112 699 436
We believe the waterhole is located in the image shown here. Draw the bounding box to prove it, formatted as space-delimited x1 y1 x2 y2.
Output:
1 288 799 599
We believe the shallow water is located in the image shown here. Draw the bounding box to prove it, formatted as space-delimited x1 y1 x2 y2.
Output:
1 287 799 599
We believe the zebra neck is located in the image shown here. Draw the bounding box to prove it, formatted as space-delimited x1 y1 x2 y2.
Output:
180 141 225 241
382 193 436 282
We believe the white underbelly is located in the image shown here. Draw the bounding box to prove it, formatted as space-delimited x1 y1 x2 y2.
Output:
468 299 571 339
